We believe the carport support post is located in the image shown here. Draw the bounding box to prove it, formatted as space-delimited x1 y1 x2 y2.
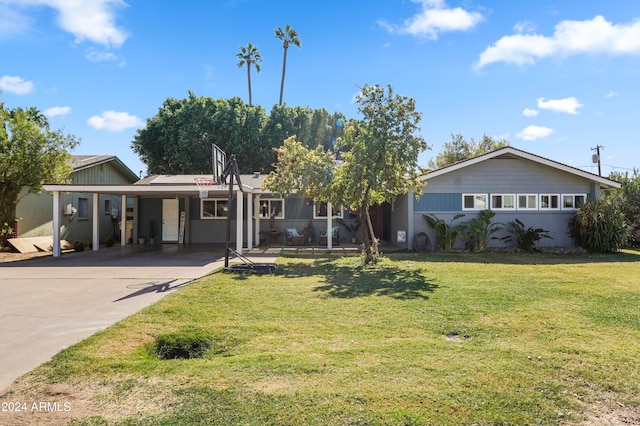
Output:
92 193 99 251
236 190 243 255
121 195 127 246
254 194 261 246
407 188 414 250
246 191 253 250
52 191 61 257
327 201 333 251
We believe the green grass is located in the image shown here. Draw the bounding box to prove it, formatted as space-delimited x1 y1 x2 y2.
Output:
21 250 640 424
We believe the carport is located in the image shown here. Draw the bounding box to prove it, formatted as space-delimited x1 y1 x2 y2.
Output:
43 178 254 257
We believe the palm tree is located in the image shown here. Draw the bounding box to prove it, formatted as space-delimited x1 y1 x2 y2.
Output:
274 24 301 105
236 43 263 106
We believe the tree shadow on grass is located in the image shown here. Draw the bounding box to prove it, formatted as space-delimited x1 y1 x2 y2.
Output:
278 259 439 300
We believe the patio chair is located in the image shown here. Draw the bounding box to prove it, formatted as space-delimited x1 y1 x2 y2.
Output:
285 228 305 246
319 225 340 246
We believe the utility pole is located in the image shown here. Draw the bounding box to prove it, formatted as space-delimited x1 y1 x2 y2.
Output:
591 145 604 176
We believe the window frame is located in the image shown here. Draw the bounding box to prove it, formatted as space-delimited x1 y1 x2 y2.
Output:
517 194 538 211
561 194 587 210
77 198 89 220
313 201 343 219
462 193 488 211
490 194 516 210
104 199 112 215
201 198 229 219
539 194 560 210
258 198 285 219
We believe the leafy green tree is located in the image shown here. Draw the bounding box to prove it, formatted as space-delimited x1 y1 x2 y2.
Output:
428 133 509 169
605 169 640 247
132 93 269 174
0 98 79 245
236 43 263 106
264 84 429 264
274 24 301 105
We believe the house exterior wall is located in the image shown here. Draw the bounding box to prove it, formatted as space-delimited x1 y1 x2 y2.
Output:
391 193 409 248
412 157 600 248
15 160 135 243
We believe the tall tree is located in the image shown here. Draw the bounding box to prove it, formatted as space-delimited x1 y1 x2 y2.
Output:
274 24 301 105
0 98 79 245
132 93 270 174
428 133 509 169
236 43 263 106
605 169 640 247
264 84 429 264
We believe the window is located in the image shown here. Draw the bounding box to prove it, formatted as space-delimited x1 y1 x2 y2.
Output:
517 194 538 210
462 194 488 210
539 194 560 210
491 194 515 210
77 198 88 219
201 198 229 219
562 194 586 210
313 201 342 218
258 199 284 219
104 199 111 214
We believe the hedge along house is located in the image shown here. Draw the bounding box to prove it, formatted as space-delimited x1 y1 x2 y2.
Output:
15 155 139 244
43 172 353 257
396 146 621 250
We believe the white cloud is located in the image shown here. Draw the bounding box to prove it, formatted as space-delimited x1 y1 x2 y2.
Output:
86 49 118 62
513 20 536 34
537 97 583 115
606 91 619 98
0 75 35 95
523 108 539 117
379 0 484 40
1 0 128 48
476 15 640 69
44 106 71 117
87 111 142 132
516 125 554 141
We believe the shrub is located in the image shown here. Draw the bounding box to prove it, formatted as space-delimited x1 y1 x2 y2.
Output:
151 327 213 360
569 200 628 253
104 235 115 247
423 213 465 251
73 240 85 252
457 210 503 252
505 219 552 251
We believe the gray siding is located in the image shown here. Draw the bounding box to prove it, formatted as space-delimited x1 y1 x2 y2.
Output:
409 157 600 248
391 194 409 248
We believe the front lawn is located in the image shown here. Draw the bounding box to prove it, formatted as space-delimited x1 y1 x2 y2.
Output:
3 251 640 425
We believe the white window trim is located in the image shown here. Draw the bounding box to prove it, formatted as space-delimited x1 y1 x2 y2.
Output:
258 198 285 219
313 201 343 219
561 194 587 210
201 198 229 219
539 194 560 210
490 194 516 210
517 193 538 211
462 194 488 211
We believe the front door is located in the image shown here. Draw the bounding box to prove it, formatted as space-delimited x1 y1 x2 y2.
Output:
162 199 179 242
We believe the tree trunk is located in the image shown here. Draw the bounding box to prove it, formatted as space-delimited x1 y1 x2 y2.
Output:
360 204 380 264
247 63 252 106
279 44 288 105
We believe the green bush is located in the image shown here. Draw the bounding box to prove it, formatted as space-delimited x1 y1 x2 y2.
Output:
505 219 552 251
457 210 503 252
104 235 115 247
423 213 465 251
569 200 628 253
73 240 85 252
151 327 213 360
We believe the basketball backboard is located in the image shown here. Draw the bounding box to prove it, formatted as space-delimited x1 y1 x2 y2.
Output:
212 143 227 184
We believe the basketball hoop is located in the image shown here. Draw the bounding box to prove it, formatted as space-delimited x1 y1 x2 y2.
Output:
194 177 214 199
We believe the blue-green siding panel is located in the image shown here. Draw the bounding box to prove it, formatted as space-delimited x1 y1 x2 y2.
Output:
414 193 461 212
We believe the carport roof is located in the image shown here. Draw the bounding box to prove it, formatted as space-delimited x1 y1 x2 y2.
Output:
43 173 271 195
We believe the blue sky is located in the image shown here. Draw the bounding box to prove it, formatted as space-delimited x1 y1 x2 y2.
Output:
2 0 639 178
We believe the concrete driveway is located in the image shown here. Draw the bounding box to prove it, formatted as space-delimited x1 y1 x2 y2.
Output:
0 244 278 391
